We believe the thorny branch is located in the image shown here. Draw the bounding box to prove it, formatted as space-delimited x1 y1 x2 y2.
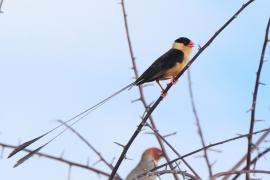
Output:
246 17 270 179
138 170 199 180
232 146 270 180
57 120 121 179
145 123 201 178
0 142 111 178
187 69 213 177
120 0 187 179
149 127 270 175
213 170 270 179
109 1 255 179
222 129 270 180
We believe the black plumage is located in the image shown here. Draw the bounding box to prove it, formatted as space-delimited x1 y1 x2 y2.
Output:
135 48 184 85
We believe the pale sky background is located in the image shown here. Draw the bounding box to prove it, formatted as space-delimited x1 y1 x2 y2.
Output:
0 0 270 179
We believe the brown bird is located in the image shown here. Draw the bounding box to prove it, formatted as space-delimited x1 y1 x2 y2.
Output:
126 147 163 180
8 37 193 167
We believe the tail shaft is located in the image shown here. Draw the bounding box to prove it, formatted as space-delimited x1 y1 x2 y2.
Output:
8 82 135 163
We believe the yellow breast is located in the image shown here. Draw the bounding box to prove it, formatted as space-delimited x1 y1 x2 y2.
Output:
160 57 188 80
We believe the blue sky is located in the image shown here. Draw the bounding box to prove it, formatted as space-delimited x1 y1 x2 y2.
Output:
0 0 270 179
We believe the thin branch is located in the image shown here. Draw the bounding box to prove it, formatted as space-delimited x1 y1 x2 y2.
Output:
232 146 270 180
109 1 255 179
146 123 201 179
150 127 270 174
187 69 213 177
246 17 270 179
57 120 121 179
138 170 199 180
120 0 181 179
67 165 72 180
212 170 270 180
0 142 111 178
222 129 270 180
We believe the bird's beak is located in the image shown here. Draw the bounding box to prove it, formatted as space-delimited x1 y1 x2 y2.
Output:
188 41 194 48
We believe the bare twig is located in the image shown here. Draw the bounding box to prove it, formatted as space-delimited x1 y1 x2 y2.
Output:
212 170 270 180
146 123 201 179
57 120 121 179
109 1 255 179
67 165 72 180
162 132 177 138
232 146 270 180
187 69 213 177
0 142 111 178
222 129 270 180
150 127 270 174
246 17 270 179
138 170 199 180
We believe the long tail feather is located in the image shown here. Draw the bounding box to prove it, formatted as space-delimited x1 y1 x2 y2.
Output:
8 82 135 161
8 135 45 158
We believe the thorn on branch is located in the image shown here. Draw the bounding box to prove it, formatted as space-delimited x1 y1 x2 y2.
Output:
95 173 101 179
111 157 116 165
211 160 217 167
163 132 177 138
255 119 265 122
60 150 65 159
92 159 102 166
208 148 222 153
124 155 133 161
131 98 141 103
67 165 72 180
113 142 125 148
258 82 266 86
143 131 155 136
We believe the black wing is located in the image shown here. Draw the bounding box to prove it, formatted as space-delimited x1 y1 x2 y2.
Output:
135 48 184 85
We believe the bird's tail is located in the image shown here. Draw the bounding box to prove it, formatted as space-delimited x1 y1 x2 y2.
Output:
8 82 135 167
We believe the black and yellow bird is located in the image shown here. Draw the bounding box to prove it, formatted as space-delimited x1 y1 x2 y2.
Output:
134 37 194 95
8 37 194 167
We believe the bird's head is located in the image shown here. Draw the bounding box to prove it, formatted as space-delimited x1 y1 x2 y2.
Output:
142 147 163 162
173 37 194 52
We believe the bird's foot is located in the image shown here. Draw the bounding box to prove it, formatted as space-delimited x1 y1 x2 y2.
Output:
170 78 178 85
161 91 167 97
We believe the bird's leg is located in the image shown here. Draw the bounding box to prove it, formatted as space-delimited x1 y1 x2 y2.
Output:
170 77 178 85
156 80 167 97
